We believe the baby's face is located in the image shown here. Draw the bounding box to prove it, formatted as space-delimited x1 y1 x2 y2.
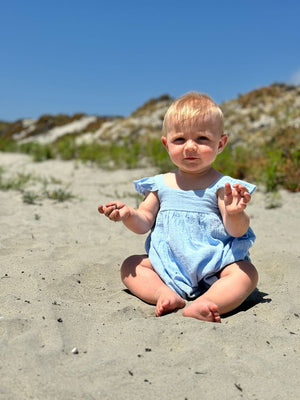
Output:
162 117 227 174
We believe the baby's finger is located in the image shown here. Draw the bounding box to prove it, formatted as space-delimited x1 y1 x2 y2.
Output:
103 204 117 217
98 205 105 214
224 182 233 197
109 209 121 221
232 184 251 205
242 191 251 203
105 202 118 209
232 184 248 195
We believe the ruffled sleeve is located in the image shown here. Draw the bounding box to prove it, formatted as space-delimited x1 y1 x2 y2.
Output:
134 176 159 195
214 175 256 195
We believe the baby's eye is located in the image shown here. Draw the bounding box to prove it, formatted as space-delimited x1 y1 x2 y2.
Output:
197 136 209 141
173 137 185 143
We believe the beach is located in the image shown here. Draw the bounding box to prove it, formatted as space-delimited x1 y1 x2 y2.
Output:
0 152 299 400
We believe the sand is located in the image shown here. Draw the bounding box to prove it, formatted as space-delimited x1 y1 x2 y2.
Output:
0 152 299 400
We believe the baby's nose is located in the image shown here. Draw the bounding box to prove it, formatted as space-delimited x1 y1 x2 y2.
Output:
185 139 197 150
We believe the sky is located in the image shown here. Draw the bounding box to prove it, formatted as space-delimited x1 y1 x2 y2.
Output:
1 0 300 122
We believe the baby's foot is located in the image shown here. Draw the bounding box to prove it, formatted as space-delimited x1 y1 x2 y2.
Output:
183 301 221 323
155 288 185 317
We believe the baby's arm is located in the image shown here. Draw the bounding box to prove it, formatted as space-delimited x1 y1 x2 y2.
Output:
217 182 251 237
98 191 159 234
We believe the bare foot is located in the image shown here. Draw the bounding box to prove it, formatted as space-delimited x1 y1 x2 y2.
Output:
182 301 221 323
155 287 186 317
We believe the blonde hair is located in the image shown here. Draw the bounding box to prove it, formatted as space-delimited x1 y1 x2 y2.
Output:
163 91 224 135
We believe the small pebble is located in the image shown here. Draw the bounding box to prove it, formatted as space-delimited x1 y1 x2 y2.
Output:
71 347 79 354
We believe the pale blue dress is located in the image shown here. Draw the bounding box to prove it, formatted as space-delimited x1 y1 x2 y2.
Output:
134 174 256 300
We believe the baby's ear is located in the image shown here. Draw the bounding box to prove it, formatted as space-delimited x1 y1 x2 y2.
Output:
217 134 228 154
161 136 168 151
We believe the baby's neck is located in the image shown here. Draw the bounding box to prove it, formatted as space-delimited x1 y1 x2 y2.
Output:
165 168 221 190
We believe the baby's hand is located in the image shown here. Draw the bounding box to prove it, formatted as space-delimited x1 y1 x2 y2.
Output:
98 201 130 222
223 182 251 215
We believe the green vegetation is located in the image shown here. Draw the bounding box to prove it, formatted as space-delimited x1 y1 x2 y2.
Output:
0 167 76 204
44 187 75 202
214 126 300 192
22 190 41 204
0 125 299 192
0 134 173 171
0 171 33 191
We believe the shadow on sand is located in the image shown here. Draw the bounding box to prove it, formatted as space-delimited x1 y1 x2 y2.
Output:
222 288 272 319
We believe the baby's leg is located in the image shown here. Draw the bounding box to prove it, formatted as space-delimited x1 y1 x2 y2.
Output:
183 261 258 322
121 255 185 316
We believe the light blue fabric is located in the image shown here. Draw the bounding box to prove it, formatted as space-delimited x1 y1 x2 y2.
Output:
134 174 256 300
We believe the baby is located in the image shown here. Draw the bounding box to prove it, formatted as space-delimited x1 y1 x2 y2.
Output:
98 91 258 322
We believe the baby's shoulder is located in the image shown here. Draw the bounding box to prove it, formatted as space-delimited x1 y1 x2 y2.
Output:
134 174 163 195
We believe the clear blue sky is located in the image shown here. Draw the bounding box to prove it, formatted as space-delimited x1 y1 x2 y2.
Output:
1 0 300 121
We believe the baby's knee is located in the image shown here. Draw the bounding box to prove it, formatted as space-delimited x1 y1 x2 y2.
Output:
221 260 259 287
249 263 259 287
120 256 135 282
240 261 259 288
120 254 148 282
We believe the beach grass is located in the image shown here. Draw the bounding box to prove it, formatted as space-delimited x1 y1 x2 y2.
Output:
0 166 76 204
0 125 299 192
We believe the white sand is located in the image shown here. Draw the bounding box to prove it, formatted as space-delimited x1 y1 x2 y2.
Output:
17 116 97 144
0 152 299 400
